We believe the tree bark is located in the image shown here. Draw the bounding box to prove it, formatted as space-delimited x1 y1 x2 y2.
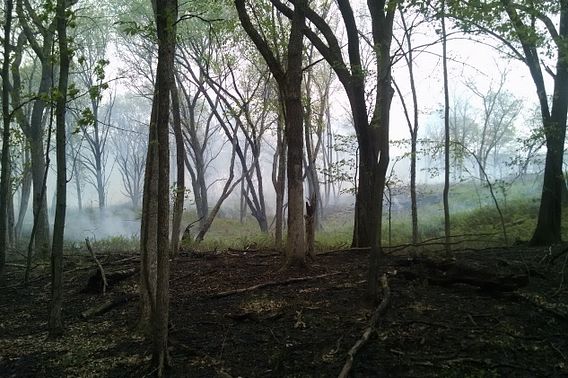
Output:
48 0 71 338
0 0 14 275
528 1 568 245
170 79 185 258
141 1 177 374
15 148 31 241
16 0 54 259
441 0 451 255
235 0 307 266
282 2 307 266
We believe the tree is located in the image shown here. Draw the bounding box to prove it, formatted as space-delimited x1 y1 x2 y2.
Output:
447 0 568 244
111 98 148 209
392 5 424 245
0 0 14 274
14 0 54 258
465 72 522 180
271 0 396 298
48 0 72 338
441 0 451 255
235 0 307 266
139 0 177 374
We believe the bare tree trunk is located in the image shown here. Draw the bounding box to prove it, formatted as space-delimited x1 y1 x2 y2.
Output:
283 2 307 267
273 109 286 249
48 0 70 338
140 1 177 374
397 8 420 245
30 134 50 258
15 148 31 241
170 79 184 258
139 98 159 331
441 0 451 256
235 0 307 266
0 0 14 274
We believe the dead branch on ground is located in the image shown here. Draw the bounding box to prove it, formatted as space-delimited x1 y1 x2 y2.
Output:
338 274 391 378
80 294 136 319
208 272 343 299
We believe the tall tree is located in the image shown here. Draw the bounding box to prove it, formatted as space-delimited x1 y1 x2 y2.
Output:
448 0 568 244
235 0 307 266
271 0 396 297
139 0 177 374
0 0 14 274
49 0 72 338
441 0 451 255
15 0 55 258
393 6 422 245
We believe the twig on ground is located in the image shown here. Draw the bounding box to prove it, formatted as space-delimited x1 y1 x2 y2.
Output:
338 274 391 378
207 272 344 299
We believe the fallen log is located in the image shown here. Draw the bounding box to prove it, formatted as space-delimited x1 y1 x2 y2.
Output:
81 294 136 319
338 275 391 378
208 272 343 299
400 258 529 292
83 268 138 294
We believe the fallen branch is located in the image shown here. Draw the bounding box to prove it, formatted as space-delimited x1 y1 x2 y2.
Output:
512 292 568 322
338 274 391 378
5 263 26 268
80 294 135 319
208 272 343 299
86 238 107 295
318 247 371 255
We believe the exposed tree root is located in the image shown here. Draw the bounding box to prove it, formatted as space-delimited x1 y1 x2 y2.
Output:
338 274 391 378
208 272 343 299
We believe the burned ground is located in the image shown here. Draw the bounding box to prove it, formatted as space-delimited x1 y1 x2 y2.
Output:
0 246 567 377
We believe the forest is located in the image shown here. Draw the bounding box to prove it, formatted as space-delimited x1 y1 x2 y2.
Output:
0 0 567 376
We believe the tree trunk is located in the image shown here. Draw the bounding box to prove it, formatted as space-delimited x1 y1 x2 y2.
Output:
30 135 50 258
235 0 307 265
48 0 70 338
365 0 394 300
441 0 452 255
529 6 568 245
139 99 159 331
284 2 306 267
15 148 31 241
0 0 14 274
141 1 177 374
170 79 185 258
273 109 286 249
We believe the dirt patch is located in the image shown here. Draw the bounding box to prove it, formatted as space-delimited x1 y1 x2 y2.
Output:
0 246 567 377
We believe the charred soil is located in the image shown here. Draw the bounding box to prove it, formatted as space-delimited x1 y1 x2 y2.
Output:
0 246 567 377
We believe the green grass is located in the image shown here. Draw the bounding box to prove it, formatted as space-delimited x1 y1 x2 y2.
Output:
60 174 563 253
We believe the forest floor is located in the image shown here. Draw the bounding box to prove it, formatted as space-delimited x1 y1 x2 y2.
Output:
1 244 567 377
